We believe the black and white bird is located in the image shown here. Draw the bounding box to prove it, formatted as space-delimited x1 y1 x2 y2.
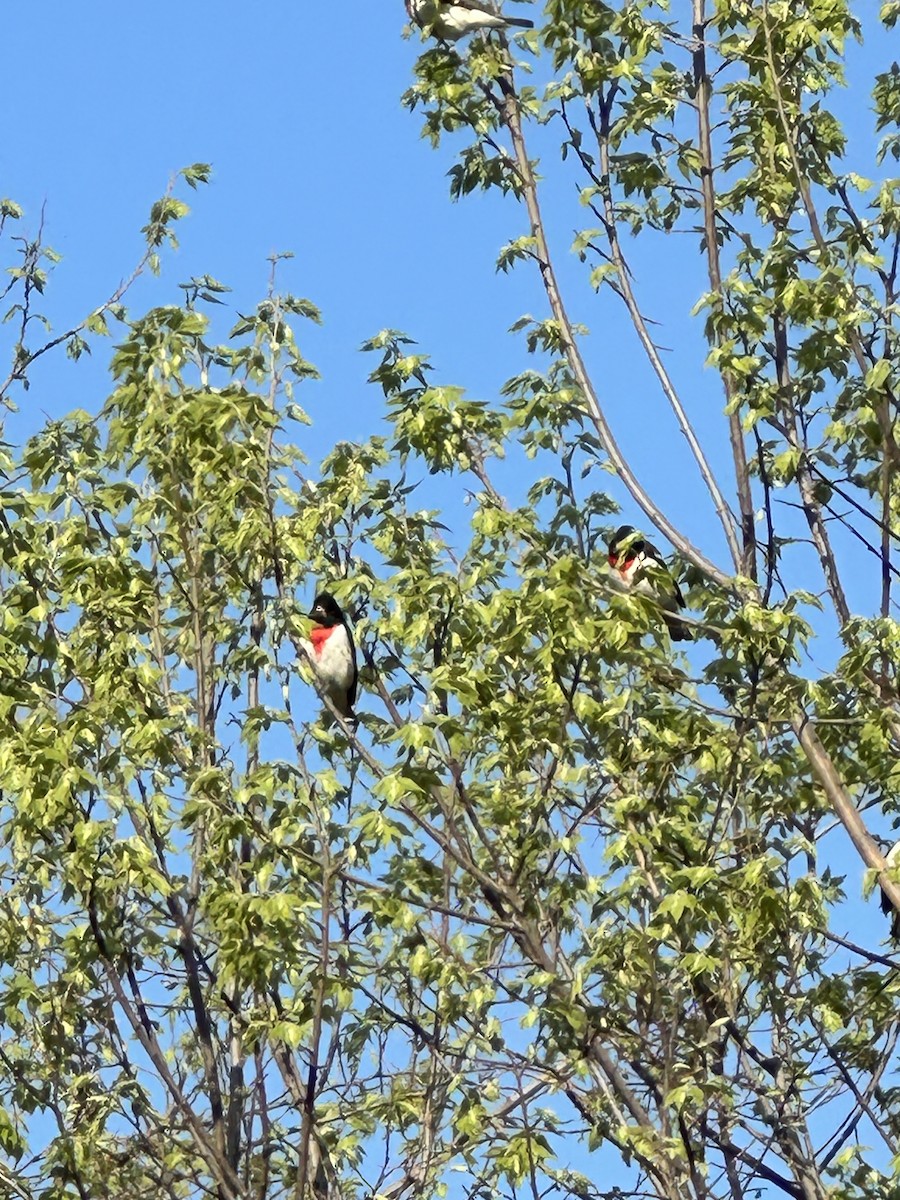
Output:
406 0 533 39
607 525 691 642
302 591 358 718
880 840 900 939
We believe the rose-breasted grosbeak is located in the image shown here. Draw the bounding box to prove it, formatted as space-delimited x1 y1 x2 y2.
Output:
406 0 533 39
607 525 691 642
302 591 358 718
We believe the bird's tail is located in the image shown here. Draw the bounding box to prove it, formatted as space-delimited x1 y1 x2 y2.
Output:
664 613 692 642
506 16 534 27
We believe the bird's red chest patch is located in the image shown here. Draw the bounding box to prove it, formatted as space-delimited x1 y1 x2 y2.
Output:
309 625 334 657
609 554 637 574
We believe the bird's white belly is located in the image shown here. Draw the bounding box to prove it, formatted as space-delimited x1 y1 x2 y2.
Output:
410 0 503 35
441 5 503 32
619 554 653 591
307 626 355 695
632 575 657 598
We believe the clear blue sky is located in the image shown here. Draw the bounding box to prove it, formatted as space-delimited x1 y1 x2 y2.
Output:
2 2 545 476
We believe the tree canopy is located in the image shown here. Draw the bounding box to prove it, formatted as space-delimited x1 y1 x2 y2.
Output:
1 2 900 1199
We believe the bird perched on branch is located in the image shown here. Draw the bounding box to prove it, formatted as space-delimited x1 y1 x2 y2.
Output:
302 591 358 718
607 525 691 642
406 0 533 39
880 839 900 939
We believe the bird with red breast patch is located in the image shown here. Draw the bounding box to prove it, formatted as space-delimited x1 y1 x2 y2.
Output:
406 0 533 39
607 525 691 642
302 591 358 718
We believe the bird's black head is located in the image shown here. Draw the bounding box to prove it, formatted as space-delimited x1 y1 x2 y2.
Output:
308 591 345 627
608 525 643 566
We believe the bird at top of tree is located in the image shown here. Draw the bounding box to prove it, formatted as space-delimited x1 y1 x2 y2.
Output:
406 0 533 40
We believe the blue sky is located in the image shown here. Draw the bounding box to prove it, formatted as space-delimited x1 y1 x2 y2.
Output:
1 3 539 472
